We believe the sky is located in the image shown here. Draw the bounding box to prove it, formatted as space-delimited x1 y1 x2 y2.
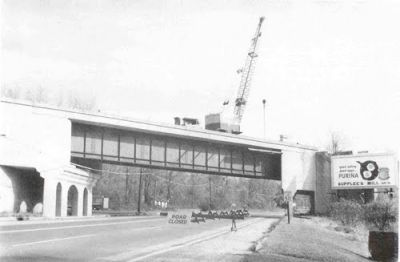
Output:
1 0 400 153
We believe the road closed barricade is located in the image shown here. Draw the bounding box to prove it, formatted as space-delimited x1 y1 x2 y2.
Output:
190 209 250 223
190 211 206 223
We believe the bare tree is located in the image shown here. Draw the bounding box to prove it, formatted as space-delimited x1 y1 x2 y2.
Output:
18 86 48 104
35 86 48 104
1 85 96 111
326 132 347 154
166 171 173 202
125 167 130 205
143 171 153 205
1 85 21 99
67 90 96 111
24 88 35 102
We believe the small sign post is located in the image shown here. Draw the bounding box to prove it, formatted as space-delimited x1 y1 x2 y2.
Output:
284 191 292 224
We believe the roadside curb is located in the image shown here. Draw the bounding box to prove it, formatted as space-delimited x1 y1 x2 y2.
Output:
249 215 285 252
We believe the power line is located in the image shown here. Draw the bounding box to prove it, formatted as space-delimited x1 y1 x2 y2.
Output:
71 162 210 187
71 162 153 175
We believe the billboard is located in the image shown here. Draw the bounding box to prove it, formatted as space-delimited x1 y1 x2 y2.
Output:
331 153 398 189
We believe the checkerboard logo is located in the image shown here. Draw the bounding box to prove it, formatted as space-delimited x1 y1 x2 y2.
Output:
357 160 379 181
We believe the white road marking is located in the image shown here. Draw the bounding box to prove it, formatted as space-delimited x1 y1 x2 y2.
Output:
101 218 261 262
126 220 260 262
10 225 164 248
12 234 96 247
0 215 159 227
0 217 165 234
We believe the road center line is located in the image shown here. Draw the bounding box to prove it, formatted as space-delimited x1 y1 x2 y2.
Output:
12 234 96 247
0 217 164 234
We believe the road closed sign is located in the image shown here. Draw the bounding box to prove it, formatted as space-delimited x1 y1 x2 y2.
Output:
331 153 398 189
168 213 189 225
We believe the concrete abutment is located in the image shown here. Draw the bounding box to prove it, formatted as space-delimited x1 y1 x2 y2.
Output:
0 165 99 218
41 166 100 218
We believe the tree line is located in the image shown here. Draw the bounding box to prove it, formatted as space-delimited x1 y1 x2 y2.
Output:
94 163 282 211
1 85 96 111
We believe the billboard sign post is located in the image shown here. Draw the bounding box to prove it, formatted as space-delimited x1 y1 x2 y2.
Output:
331 153 398 189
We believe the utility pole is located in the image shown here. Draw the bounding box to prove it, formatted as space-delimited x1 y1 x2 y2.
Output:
125 167 129 205
262 99 266 139
208 175 212 210
137 168 143 213
191 174 195 208
153 178 157 206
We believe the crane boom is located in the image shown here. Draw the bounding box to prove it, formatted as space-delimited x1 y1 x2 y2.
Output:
233 16 265 126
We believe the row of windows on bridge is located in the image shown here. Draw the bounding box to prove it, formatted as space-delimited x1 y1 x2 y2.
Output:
71 124 276 176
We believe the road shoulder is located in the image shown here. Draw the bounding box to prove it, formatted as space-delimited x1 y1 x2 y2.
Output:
139 217 279 262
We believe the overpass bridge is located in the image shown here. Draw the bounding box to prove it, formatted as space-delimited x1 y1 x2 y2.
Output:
70 122 282 180
0 99 319 218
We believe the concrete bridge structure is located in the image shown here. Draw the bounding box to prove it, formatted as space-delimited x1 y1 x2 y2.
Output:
0 99 320 218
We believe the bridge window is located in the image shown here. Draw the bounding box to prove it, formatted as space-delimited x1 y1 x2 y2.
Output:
193 145 206 170
151 139 165 165
244 152 255 176
232 151 242 173
207 146 219 171
103 130 119 160
136 136 150 163
120 132 135 160
85 129 102 158
255 154 263 175
166 141 179 167
220 148 231 170
71 124 85 154
180 143 193 167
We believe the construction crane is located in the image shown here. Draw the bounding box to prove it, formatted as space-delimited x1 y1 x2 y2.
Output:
233 16 265 127
205 17 265 134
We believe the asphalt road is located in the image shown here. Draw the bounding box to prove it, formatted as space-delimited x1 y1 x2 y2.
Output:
0 214 267 262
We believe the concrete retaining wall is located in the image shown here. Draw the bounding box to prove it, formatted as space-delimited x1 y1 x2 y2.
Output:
315 152 332 214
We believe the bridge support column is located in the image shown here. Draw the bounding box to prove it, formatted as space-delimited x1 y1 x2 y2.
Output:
76 186 84 217
61 182 69 217
87 187 93 216
281 151 298 222
42 177 58 218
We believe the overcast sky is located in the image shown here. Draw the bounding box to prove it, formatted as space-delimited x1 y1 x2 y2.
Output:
1 0 399 153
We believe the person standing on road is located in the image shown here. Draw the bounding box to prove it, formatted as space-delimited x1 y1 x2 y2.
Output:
231 203 237 231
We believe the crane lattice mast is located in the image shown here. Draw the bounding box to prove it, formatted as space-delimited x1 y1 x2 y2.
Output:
232 17 265 126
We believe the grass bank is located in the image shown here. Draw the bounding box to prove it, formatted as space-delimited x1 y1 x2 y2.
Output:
242 216 371 262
